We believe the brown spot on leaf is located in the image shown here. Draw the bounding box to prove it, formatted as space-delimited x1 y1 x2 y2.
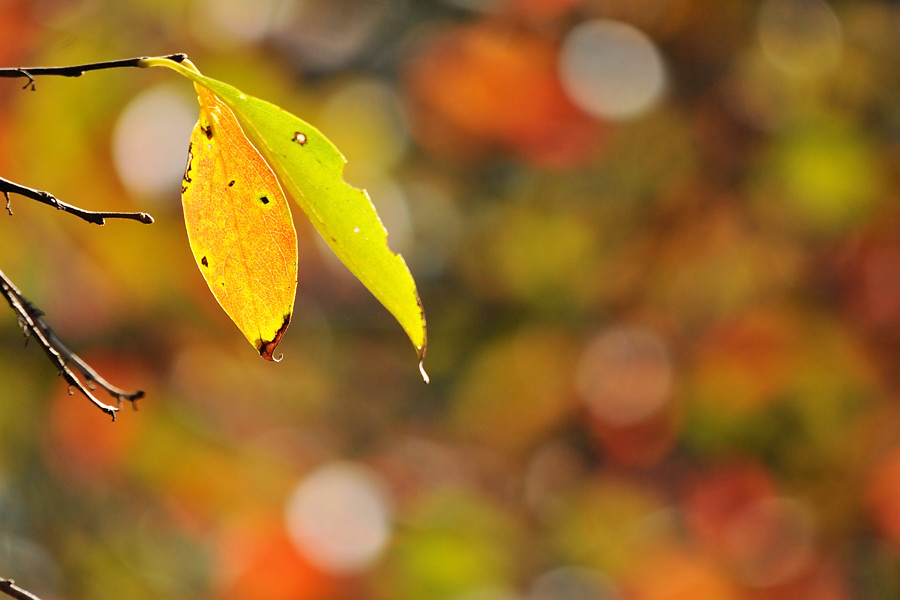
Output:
228 180 235 187
201 124 213 139
260 195 270 205
201 256 208 267
292 131 307 145
183 145 194 184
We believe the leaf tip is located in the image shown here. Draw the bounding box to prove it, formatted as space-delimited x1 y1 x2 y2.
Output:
417 342 429 384
256 315 291 362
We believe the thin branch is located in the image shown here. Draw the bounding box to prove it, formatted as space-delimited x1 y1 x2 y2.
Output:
0 55 161 597
0 267 143 420
0 177 153 225
0 54 184 221
0 578 43 600
0 53 187 90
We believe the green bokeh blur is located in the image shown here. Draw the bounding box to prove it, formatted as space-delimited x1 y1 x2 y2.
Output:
2 1 900 599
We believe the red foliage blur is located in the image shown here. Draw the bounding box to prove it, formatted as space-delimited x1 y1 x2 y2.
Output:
685 463 776 557
867 444 900 545
404 21 603 168
0 0 42 169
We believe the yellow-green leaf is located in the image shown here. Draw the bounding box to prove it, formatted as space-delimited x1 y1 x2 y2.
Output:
143 57 427 377
183 83 298 360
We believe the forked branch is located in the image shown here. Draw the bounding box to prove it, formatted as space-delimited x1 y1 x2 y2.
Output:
0 55 174 224
0 267 143 420
0 53 164 600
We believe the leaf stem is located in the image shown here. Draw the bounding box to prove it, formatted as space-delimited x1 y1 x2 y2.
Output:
137 55 201 77
0 53 187 90
0 177 153 225
0 267 143 420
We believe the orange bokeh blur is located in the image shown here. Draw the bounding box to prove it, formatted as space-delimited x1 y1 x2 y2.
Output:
216 521 343 600
42 356 145 485
405 22 603 167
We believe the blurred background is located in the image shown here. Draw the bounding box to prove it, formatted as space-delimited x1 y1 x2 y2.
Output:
1 0 900 598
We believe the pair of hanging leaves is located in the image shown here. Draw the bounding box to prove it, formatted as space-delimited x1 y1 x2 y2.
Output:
140 57 427 379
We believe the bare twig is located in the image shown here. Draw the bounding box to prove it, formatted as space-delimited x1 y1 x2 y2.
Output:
0 55 185 222
0 578 43 600
0 53 187 90
0 55 163 600
0 177 153 225
0 267 143 420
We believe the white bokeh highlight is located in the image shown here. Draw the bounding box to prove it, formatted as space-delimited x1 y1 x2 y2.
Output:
559 20 666 120
193 0 298 44
112 85 196 201
285 461 393 574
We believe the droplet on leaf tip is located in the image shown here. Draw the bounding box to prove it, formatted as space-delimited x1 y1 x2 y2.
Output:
256 315 291 361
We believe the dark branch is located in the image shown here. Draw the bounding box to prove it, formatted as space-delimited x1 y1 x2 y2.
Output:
0 53 187 90
0 57 157 595
0 578 44 600
0 177 153 225
0 267 143 420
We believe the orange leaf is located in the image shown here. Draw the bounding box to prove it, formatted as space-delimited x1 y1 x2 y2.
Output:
182 85 298 360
